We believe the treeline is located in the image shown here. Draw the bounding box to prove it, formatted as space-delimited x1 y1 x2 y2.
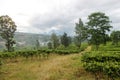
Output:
76 12 120 80
0 12 120 52
0 11 120 80
46 12 120 51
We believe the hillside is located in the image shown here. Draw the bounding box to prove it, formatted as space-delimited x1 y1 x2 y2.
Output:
0 32 51 50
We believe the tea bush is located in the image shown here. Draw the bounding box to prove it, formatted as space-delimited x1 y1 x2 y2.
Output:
82 51 120 80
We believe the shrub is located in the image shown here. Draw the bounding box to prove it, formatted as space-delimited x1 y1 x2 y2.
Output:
82 51 120 80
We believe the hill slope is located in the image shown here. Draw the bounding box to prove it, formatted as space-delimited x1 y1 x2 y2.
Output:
0 32 51 50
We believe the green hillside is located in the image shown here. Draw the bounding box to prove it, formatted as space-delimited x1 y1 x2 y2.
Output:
0 32 51 50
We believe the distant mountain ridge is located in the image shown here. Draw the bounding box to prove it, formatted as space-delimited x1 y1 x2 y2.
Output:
0 32 51 50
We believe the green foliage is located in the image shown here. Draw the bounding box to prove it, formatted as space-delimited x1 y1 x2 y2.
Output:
80 43 88 51
54 50 80 54
110 31 120 45
99 46 120 51
47 42 52 49
0 47 83 60
87 12 112 50
67 43 79 50
75 18 88 48
82 51 120 80
61 32 71 47
35 39 40 50
51 33 60 49
0 15 17 52
92 42 120 51
56 44 65 50
55 43 88 54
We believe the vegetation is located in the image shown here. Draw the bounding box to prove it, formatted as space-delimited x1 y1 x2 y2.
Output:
0 12 120 80
82 51 120 80
110 31 120 45
60 32 71 47
51 33 60 49
0 45 87 60
0 43 89 80
47 42 52 49
75 18 88 48
82 42 120 80
87 12 112 50
35 39 40 50
0 15 17 52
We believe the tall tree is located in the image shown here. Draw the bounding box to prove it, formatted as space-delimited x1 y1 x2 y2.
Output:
60 32 70 47
47 41 52 49
67 36 72 46
75 18 87 48
87 12 112 50
110 31 120 45
0 15 17 52
51 33 59 49
36 39 40 50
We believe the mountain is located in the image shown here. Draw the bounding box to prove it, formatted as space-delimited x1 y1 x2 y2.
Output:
0 32 51 50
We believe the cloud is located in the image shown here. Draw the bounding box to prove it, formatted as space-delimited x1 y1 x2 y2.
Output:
0 0 120 35
29 12 75 35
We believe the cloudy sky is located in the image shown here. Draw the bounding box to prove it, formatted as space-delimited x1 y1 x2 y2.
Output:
0 0 120 35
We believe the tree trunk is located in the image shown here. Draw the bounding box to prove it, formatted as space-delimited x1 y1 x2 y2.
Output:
103 34 106 46
6 40 11 52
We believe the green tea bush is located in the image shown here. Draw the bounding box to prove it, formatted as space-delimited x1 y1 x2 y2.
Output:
54 50 80 54
82 51 120 80
67 44 79 50
0 49 80 60
56 44 65 50
0 50 44 59
93 42 120 51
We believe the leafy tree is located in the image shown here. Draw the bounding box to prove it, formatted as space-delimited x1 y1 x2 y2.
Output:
0 15 17 52
87 12 112 50
36 39 40 50
51 33 59 49
110 31 120 45
47 41 52 49
74 36 81 48
68 36 72 45
60 32 71 47
105 34 111 42
75 18 87 48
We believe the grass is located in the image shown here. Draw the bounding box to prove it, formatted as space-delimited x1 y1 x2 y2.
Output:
0 47 95 80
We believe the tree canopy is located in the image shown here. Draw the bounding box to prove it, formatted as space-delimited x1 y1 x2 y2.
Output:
110 31 120 45
87 12 112 49
60 32 71 47
0 15 17 52
75 18 87 48
51 33 59 49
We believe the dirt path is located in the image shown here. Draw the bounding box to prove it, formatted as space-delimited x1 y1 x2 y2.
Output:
33 46 92 80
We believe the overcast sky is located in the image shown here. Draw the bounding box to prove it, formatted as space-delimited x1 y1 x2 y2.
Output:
0 0 120 35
